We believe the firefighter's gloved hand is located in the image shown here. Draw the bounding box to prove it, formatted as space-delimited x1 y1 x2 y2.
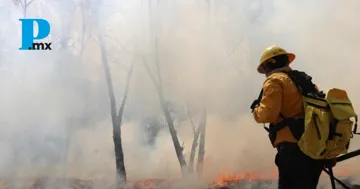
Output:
325 158 337 168
250 99 260 112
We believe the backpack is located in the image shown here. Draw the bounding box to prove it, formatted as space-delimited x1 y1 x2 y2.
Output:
262 70 359 160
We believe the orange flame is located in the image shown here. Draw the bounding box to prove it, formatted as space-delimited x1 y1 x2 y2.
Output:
211 171 255 188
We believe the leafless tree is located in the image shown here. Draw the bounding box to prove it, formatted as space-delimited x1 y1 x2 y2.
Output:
143 0 187 175
13 0 34 18
186 102 207 176
98 31 134 185
196 104 207 176
186 103 207 173
143 54 187 175
91 0 134 185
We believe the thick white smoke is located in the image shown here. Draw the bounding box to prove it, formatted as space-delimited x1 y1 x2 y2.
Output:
0 0 359 188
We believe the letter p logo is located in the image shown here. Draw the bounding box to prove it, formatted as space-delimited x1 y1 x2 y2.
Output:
19 18 51 50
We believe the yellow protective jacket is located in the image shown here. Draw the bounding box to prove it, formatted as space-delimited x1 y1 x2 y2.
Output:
253 66 304 147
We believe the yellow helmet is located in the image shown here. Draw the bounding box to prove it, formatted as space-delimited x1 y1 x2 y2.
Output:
257 45 296 73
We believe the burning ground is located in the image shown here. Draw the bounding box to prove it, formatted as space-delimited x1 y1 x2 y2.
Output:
0 168 359 189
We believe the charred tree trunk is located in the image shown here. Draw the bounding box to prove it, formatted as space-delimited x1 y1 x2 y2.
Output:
143 58 187 175
196 106 207 176
188 126 201 172
160 94 187 173
186 103 202 173
99 33 126 184
98 33 134 186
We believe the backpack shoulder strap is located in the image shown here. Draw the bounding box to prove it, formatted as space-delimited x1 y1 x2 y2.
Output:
280 70 325 99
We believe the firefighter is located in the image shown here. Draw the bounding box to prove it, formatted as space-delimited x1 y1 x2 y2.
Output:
252 45 325 189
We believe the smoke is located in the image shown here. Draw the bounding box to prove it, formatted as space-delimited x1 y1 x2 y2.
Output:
0 0 360 188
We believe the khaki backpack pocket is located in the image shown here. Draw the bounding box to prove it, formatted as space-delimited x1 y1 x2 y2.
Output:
325 119 353 159
326 88 357 120
298 101 330 159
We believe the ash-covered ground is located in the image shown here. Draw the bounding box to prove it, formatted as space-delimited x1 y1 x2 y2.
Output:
0 176 359 189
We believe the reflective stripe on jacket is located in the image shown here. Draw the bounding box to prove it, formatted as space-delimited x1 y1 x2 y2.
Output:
253 66 304 147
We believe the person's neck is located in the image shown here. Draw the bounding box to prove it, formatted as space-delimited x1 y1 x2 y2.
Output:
265 66 292 77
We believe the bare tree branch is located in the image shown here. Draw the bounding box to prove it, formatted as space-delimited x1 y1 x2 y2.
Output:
111 59 129 73
186 102 196 135
196 105 207 176
142 57 160 89
26 0 34 7
223 35 244 62
13 0 34 18
188 124 201 172
13 0 25 9
154 37 163 88
19 0 24 9
80 0 94 59
118 63 129 73
117 61 135 122
98 33 117 125
84 24 94 46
